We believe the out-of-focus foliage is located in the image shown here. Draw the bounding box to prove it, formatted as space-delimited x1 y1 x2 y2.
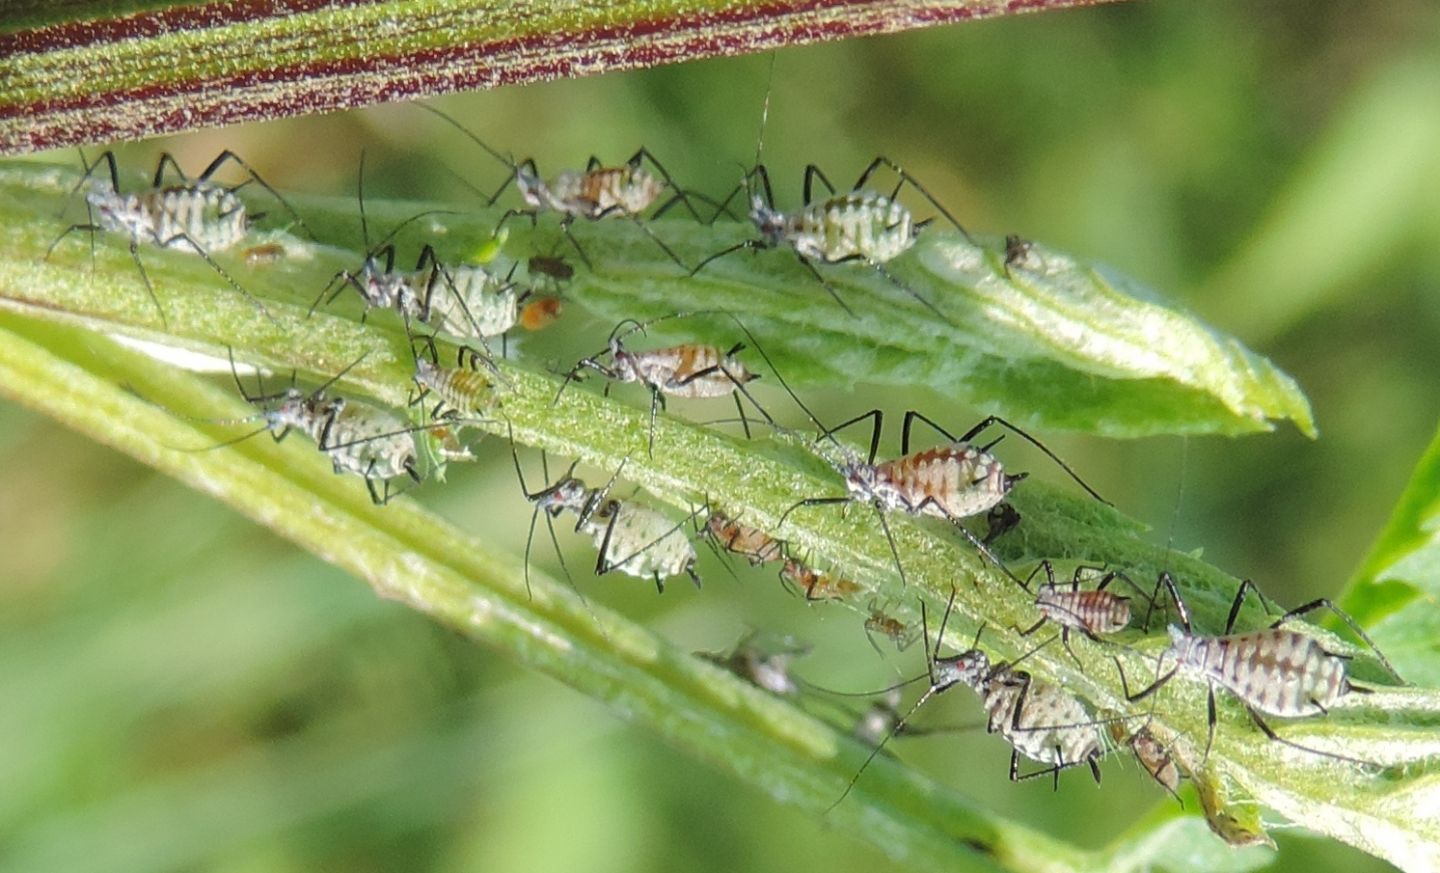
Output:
4 2 1440 872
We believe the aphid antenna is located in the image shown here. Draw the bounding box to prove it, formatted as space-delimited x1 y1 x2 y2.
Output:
412 102 519 180
900 410 1108 506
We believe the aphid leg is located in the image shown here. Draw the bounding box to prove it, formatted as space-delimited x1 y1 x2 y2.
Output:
907 494 1028 591
1243 706 1379 768
853 156 973 243
155 227 276 324
193 149 313 237
1221 578 1275 634
627 214 692 271
688 238 764 277
956 414 1108 504
801 164 840 202
1113 653 1180 705
794 255 858 317
626 147 706 221
1270 597 1403 682
820 407 886 465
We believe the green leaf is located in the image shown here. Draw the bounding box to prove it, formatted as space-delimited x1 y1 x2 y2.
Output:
1 158 1432 871
1342 419 1440 685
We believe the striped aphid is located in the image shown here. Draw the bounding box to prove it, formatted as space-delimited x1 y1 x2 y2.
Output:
1115 574 1405 765
46 150 301 325
704 509 786 567
833 589 1105 809
510 442 702 596
1104 713 1182 802
864 602 920 655
692 158 971 320
311 157 526 344
1012 561 1154 666
554 314 777 456
775 396 1106 590
416 104 708 271
190 351 424 505
409 335 505 424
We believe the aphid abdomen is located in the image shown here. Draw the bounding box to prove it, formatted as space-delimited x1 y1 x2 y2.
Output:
324 404 418 480
1037 587 1131 635
707 513 783 565
431 265 518 337
875 445 1007 520
587 502 697 582
1130 729 1181 795
582 166 665 217
1177 628 1348 717
985 673 1101 767
798 192 914 264
662 345 754 398
414 359 498 416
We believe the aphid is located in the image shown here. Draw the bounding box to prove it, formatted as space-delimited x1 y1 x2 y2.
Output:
1003 233 1034 277
313 159 520 342
410 336 504 423
1104 713 1181 801
416 104 705 270
864 602 919 654
852 688 906 747
194 351 423 505
778 557 861 602
692 159 970 319
704 510 785 566
699 630 809 698
776 398 1104 589
242 241 287 266
1013 561 1151 665
528 253 575 283
46 150 296 325
519 297 565 332
1115 574 1405 765
834 590 1104 808
511 444 701 595
555 314 775 455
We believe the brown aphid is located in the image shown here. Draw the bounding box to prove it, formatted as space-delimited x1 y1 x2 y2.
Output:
1014 561 1142 666
242 241 287 265
705 511 784 566
1105 716 1180 800
778 558 860 602
519 296 564 331
864 604 918 653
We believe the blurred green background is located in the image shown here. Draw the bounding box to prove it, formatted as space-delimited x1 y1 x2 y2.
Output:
5 1 1440 870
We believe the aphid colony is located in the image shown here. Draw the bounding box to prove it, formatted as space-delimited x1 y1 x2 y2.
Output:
48 142 1406 847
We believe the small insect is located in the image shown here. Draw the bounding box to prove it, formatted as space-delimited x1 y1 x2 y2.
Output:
692 159 970 319
407 335 503 424
555 314 775 455
416 104 706 270
698 630 809 698
1103 712 1181 801
528 253 575 283
851 688 906 747
313 158 521 343
1115 574 1405 765
1002 233 1034 277
776 396 1104 590
242 241 287 266
864 602 919 654
519 297 565 332
511 443 701 595
1013 561 1152 665
778 557 861 601
46 150 298 325
188 350 423 505
704 510 785 566
834 590 1104 808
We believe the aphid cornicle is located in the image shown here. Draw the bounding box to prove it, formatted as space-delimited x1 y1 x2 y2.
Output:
1014 561 1151 666
205 351 422 505
555 315 775 456
1116 574 1405 765
692 159 971 319
511 444 701 595
833 590 1104 808
47 150 296 325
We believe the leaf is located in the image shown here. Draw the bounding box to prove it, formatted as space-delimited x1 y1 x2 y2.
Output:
568 220 1316 437
1342 419 1440 686
0 0 1122 154
1 158 1433 871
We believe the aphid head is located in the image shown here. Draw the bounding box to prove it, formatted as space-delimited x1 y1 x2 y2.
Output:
748 195 785 248
534 476 590 517
931 650 989 693
515 160 544 209
1165 624 1195 659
